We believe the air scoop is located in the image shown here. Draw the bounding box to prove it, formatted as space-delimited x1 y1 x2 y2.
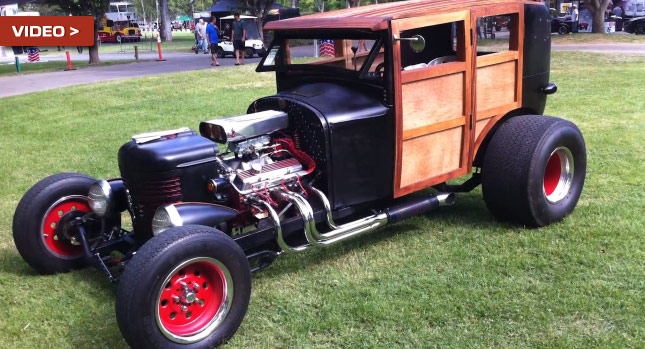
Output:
199 110 288 144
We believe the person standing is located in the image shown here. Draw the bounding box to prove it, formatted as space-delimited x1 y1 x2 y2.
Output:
231 12 247 65
570 5 579 33
195 19 208 54
206 17 220 66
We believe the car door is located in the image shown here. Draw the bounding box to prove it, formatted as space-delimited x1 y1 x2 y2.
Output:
391 11 474 197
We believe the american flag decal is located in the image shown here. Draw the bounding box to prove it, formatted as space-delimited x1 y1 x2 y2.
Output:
27 47 40 62
318 40 335 56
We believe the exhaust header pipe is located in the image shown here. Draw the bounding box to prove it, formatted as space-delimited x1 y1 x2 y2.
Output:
250 188 455 253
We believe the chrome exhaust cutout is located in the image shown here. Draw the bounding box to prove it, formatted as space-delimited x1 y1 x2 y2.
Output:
250 188 455 253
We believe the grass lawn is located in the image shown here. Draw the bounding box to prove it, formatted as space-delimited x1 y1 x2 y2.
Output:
1 51 644 348
0 59 140 77
33 31 199 57
551 32 645 44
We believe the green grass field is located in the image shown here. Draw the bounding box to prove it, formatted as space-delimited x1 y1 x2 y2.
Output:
0 51 644 348
0 59 141 77
33 31 199 58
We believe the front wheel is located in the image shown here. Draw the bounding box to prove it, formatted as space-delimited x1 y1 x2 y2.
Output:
13 172 96 274
481 115 586 227
244 48 254 58
216 47 225 58
116 225 251 348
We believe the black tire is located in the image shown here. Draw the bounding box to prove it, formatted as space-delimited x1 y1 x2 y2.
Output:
558 25 569 35
12 172 96 274
495 25 502 31
244 47 254 58
216 47 225 58
481 115 586 227
637 24 645 35
490 33 496 39
116 225 252 348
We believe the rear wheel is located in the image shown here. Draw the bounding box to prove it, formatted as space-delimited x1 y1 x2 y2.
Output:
116 225 251 348
216 47 225 58
244 48 254 58
558 25 569 35
13 172 96 274
637 24 645 35
481 115 586 227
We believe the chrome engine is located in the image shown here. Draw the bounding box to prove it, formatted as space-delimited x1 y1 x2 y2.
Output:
201 110 312 196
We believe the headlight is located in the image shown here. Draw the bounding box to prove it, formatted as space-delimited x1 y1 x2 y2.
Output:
151 205 183 235
88 180 112 216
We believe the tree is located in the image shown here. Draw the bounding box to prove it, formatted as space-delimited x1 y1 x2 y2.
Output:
585 0 611 33
245 0 276 43
313 0 325 12
159 0 173 41
50 0 110 64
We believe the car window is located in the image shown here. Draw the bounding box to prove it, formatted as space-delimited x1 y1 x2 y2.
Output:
399 20 465 71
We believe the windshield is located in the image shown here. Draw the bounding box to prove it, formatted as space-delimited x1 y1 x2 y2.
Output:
258 33 386 79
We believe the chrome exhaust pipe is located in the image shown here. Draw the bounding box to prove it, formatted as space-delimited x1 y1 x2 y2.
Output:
250 188 454 254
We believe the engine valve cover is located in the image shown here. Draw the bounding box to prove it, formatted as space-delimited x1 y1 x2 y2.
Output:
233 157 303 191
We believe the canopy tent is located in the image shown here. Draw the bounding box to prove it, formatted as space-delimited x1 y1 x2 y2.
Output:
207 0 244 14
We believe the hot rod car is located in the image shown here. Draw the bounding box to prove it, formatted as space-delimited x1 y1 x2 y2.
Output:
13 0 586 347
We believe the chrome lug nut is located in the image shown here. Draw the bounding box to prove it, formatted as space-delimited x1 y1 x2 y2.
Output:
193 283 200 291
172 295 180 303
179 281 188 289
181 305 188 312
196 299 204 307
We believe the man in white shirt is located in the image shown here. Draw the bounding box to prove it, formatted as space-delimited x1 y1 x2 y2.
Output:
194 19 208 54
570 6 579 33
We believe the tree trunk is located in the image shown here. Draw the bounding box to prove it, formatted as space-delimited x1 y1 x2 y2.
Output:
189 0 195 21
140 0 147 26
159 0 172 41
89 17 101 64
592 8 606 33
586 0 610 33
290 0 298 8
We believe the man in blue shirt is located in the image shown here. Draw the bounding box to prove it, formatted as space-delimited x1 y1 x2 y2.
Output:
206 17 220 66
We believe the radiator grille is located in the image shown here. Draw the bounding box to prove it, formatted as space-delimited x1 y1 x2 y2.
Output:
125 176 183 237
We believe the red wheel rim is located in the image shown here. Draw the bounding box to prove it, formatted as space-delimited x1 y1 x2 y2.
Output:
41 197 89 257
156 257 232 343
543 152 561 196
543 147 574 203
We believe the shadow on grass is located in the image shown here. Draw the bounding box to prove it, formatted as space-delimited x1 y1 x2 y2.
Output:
253 191 521 281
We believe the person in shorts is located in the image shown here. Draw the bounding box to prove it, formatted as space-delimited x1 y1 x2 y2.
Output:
231 12 247 65
206 17 220 66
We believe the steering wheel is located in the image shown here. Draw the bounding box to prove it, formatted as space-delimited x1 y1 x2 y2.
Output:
374 62 385 78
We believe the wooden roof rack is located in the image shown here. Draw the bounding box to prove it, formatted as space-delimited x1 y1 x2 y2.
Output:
265 0 541 31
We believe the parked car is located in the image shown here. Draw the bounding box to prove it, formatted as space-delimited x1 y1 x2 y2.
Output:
624 16 645 34
13 0 586 347
551 15 573 34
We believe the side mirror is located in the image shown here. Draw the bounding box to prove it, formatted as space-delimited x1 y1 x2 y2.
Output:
394 34 426 53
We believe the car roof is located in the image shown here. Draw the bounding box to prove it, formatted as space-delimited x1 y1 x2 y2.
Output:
265 0 541 31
